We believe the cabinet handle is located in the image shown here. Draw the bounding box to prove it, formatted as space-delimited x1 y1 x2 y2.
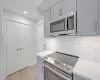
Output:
59 8 63 16
60 8 63 16
44 44 46 50
95 21 98 32
41 67 44 73
59 9 61 16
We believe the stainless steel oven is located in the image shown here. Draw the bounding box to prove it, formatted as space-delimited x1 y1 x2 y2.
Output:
43 52 79 80
44 61 72 80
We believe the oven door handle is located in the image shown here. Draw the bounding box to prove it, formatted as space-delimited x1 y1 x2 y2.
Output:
44 64 71 80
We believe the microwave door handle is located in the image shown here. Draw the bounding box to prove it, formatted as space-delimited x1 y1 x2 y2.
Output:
74 12 77 33
66 18 68 30
65 18 68 31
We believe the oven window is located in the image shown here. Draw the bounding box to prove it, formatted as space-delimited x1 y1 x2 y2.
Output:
67 16 74 30
50 18 65 32
44 67 66 80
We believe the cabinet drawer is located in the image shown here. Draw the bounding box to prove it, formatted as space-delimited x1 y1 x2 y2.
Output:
37 56 44 63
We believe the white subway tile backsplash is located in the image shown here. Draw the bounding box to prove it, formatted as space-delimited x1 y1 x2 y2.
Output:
45 38 57 51
45 36 100 62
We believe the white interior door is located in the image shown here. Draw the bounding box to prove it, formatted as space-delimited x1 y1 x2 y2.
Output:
36 23 44 53
6 21 30 76
18 24 30 70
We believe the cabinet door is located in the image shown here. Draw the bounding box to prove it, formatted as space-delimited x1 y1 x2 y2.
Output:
63 0 76 18
44 8 51 38
73 74 86 80
51 2 61 21
99 0 100 34
37 61 44 80
77 0 98 36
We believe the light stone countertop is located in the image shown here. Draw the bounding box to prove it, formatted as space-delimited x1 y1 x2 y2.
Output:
37 50 55 58
37 51 100 80
73 58 100 80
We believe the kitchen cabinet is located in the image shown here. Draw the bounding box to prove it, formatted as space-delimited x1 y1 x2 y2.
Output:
99 0 100 34
44 0 99 36
77 0 98 36
51 2 61 22
51 0 63 22
37 57 44 80
62 0 76 18
44 8 51 38
51 0 77 21
73 74 86 80
51 2 60 21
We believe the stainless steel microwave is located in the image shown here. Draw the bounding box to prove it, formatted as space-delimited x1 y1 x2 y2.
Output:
50 11 77 36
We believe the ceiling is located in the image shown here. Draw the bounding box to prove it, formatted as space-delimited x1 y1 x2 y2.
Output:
2 0 58 21
3 0 43 21
38 0 59 11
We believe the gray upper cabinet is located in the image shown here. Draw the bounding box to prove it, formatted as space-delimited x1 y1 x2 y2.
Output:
62 0 76 18
51 2 61 22
77 0 98 36
51 0 77 22
44 8 51 38
44 0 99 37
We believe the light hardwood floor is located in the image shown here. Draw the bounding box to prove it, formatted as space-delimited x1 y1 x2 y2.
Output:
7 65 37 80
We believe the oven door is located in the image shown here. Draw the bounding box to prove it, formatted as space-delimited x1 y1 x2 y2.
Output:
44 64 71 80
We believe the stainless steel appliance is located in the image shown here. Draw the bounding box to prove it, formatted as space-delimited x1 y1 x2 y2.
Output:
67 11 77 35
43 52 79 80
50 11 77 36
50 18 67 36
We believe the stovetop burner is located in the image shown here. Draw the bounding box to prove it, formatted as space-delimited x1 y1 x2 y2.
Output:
44 56 73 74
44 52 79 74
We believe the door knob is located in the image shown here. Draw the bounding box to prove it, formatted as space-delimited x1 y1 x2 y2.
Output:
16 49 19 51
20 48 23 50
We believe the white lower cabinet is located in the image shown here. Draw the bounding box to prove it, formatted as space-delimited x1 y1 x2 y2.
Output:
73 74 86 80
37 57 44 80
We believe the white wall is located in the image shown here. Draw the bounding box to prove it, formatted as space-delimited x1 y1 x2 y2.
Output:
45 36 100 63
36 18 44 26
45 38 57 51
0 1 4 80
36 18 45 53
